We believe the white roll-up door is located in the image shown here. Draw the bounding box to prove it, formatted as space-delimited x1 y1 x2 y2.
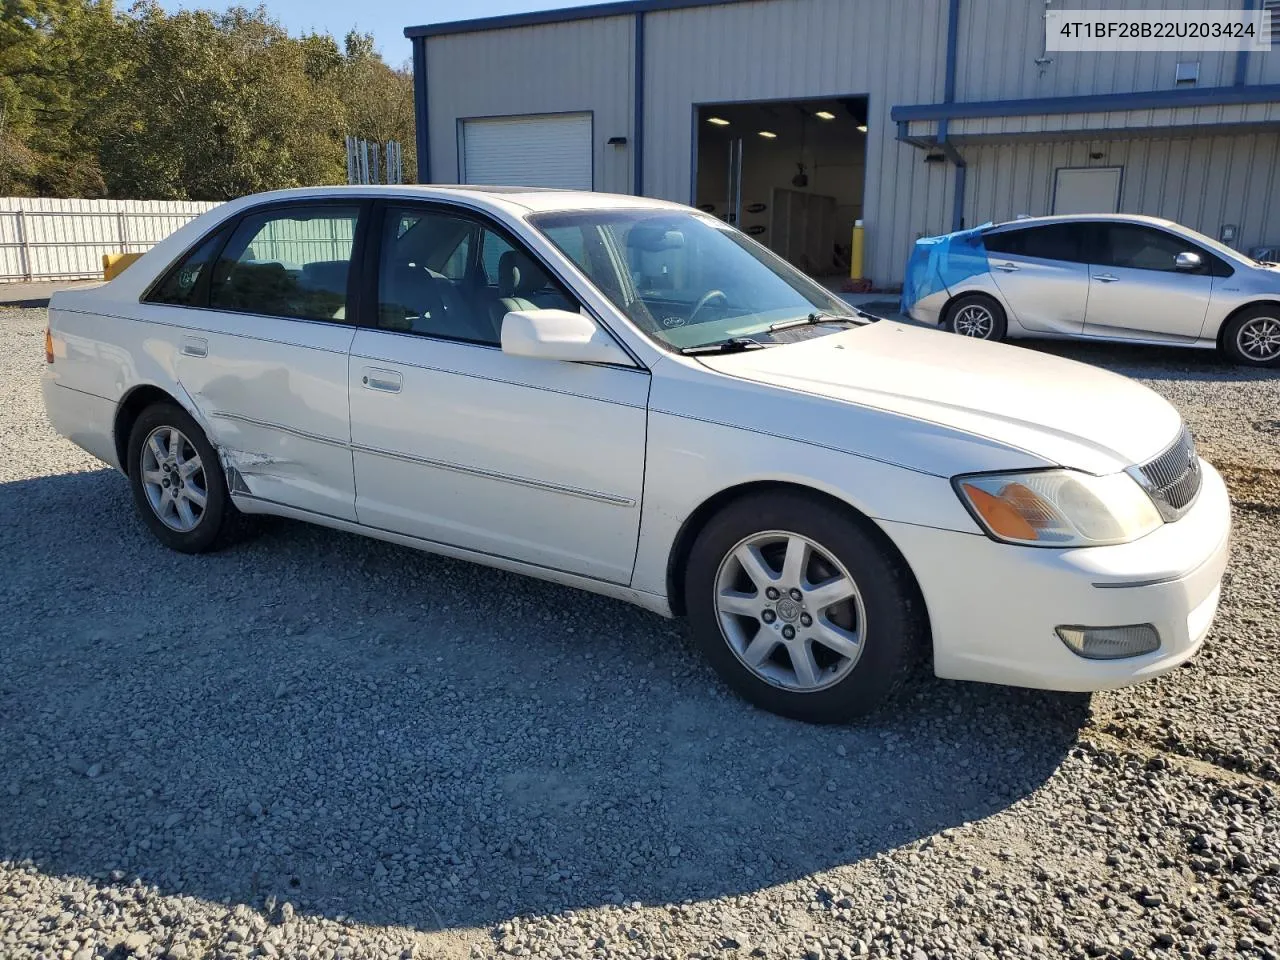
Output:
460 113 593 190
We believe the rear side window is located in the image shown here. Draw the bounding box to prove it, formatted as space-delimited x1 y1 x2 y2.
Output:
146 226 230 306
208 205 360 323
984 223 1089 263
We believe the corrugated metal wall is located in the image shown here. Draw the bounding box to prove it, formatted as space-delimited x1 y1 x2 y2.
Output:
962 133 1280 251
956 0 1258 101
642 0 952 284
424 16 636 193
0 198 221 282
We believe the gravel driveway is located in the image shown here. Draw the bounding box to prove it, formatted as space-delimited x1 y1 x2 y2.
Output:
2 306 1277 960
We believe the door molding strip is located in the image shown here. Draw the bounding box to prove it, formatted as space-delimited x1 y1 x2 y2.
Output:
210 410 636 508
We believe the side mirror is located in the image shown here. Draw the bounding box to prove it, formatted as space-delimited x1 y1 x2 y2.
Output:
501 309 633 366
1175 251 1203 271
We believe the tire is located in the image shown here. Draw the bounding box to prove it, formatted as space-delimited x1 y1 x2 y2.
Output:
1220 306 1280 368
945 293 1007 341
684 491 926 723
126 402 241 553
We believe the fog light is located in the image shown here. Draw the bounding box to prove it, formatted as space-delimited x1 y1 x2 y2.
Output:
1055 624 1160 660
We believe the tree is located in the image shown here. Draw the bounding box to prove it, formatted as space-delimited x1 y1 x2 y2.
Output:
1 1 416 199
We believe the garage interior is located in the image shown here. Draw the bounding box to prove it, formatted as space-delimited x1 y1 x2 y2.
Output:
695 97 868 278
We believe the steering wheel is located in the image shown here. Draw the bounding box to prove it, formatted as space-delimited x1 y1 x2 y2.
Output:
688 289 728 325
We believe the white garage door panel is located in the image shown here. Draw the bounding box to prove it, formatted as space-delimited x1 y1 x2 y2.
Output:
1053 167 1122 215
462 113 593 190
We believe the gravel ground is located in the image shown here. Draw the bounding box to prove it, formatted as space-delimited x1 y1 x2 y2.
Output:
2 306 1278 960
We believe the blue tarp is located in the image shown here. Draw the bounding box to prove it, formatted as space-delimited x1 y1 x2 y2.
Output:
899 223 993 317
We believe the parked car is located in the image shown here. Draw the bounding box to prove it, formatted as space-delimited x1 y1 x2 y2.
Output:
44 187 1230 723
904 213 1280 367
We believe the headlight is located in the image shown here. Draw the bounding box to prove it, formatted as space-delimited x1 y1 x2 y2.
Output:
953 469 1163 547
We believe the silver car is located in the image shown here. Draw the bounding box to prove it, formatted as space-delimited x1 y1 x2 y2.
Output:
907 214 1280 367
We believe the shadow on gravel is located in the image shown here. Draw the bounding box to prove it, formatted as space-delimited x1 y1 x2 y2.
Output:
0 468 1088 933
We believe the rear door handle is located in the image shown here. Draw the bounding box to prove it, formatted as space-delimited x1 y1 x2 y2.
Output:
994 262 1020 273
1095 273 1120 283
181 336 208 358
361 367 403 394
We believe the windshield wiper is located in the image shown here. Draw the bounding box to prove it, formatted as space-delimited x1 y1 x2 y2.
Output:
768 311 861 332
680 337 769 355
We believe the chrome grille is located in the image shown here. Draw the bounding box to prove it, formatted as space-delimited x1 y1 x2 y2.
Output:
1133 427 1202 521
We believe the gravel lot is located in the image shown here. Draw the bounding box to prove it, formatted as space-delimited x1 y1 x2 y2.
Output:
2 305 1278 960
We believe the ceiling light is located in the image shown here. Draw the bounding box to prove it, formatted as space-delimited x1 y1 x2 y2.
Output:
815 111 836 121
758 130 777 139
706 116 730 126
856 123 868 132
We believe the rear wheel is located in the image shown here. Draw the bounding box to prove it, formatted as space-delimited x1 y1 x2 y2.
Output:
945 293 1007 341
126 402 240 553
685 492 926 723
1221 306 1280 367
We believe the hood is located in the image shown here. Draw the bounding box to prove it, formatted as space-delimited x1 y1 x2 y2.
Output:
697 321 1183 475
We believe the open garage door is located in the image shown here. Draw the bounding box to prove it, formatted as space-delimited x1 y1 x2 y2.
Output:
461 113 593 190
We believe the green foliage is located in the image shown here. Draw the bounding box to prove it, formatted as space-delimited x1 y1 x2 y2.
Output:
0 1 416 199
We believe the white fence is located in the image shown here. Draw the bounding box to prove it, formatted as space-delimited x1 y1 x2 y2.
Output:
0 198 223 282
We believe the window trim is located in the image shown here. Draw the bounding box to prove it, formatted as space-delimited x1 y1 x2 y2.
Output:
142 198 373 326
364 199 635 361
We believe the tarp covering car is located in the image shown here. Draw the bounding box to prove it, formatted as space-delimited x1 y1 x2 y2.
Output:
899 223 993 318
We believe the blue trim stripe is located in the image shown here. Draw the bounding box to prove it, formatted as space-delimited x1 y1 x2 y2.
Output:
892 83 1280 123
943 0 960 104
1235 0 1259 86
405 0 741 39
634 12 646 195
412 38 430 183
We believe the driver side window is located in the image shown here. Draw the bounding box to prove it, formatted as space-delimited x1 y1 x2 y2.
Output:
375 206 576 346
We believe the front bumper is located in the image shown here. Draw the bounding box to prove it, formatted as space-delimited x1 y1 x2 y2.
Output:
881 459 1231 692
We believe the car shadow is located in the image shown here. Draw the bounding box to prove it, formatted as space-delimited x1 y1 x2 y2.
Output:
0 468 1090 933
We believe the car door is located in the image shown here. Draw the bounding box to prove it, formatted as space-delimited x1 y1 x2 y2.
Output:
140 200 365 521
982 222 1091 335
1083 222 1215 342
347 201 649 584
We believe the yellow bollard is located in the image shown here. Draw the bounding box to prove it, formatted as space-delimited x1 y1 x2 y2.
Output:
850 219 865 281
103 252 143 281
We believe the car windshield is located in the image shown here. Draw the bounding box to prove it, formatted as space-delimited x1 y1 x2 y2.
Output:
1170 222 1264 266
528 209 861 351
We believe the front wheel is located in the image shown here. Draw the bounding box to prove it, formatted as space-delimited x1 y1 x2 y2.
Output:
945 293 1007 341
1221 307 1280 367
684 492 926 723
126 402 240 553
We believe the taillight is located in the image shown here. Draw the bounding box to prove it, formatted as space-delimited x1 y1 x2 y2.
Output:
45 327 54 364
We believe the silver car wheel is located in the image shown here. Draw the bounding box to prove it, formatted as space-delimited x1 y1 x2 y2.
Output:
952 303 995 338
1237 315 1280 362
714 530 867 693
140 425 208 533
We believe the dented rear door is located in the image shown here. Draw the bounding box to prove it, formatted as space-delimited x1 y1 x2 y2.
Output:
144 199 366 521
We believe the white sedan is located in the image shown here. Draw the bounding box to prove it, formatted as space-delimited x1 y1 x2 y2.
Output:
43 187 1231 723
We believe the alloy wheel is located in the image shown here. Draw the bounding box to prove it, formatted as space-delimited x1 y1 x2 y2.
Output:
714 531 867 692
140 425 208 532
1237 315 1280 362
952 303 995 338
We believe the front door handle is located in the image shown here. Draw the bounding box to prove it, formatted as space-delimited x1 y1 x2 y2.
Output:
181 336 208 358
361 367 403 394
994 262 1020 273
1095 274 1120 283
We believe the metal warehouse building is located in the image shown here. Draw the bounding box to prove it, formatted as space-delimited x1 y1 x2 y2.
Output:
405 0 1280 286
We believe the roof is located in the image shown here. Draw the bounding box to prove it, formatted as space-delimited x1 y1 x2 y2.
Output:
985 214 1177 232
404 0 744 39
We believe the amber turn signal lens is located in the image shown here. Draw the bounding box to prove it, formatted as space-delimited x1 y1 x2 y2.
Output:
45 327 54 364
961 482 1040 541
